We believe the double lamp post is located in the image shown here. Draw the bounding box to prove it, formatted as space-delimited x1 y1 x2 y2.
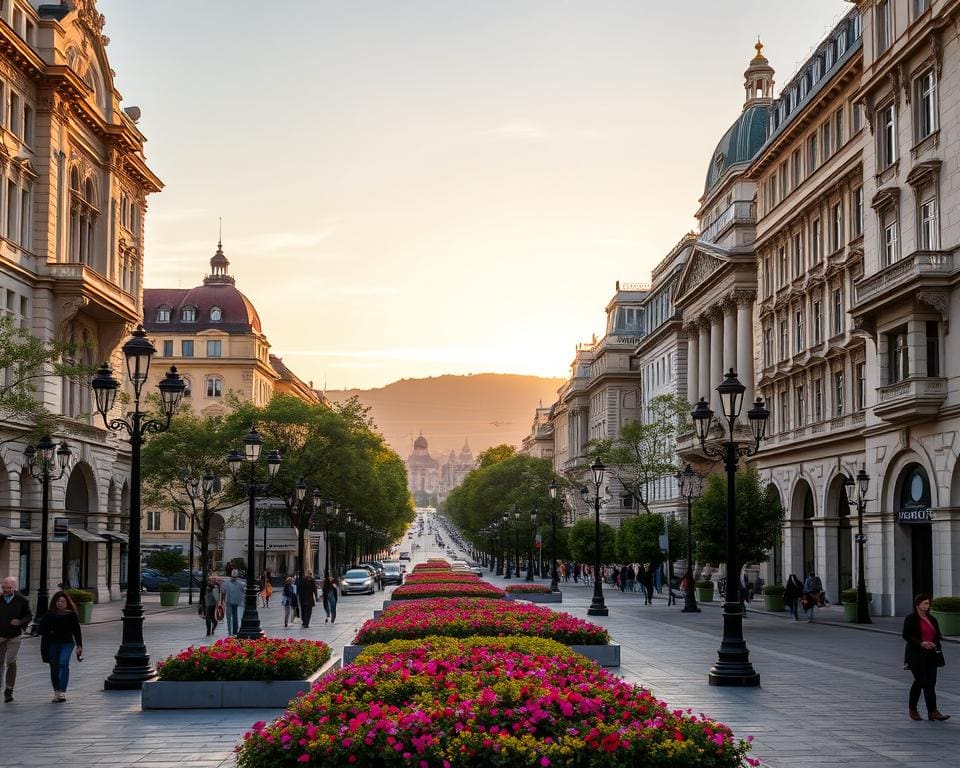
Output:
844 466 871 624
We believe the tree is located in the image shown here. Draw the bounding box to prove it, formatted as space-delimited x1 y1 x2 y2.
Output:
476 444 516 469
587 394 688 514
615 513 684 565
567 518 616 565
147 549 186 577
692 468 784 566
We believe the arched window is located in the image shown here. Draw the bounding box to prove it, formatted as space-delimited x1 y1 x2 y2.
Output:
209 306 222 322
181 306 197 322
182 376 192 398
155 306 171 323
206 376 223 398
68 170 100 270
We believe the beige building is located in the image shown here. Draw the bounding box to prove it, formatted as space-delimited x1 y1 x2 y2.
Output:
437 441 476 505
0 0 162 602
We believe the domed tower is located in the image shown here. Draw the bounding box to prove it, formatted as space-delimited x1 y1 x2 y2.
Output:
204 239 235 286
744 39 774 108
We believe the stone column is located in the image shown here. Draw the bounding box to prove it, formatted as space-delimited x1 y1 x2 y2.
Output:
723 300 737 373
686 323 700 406
710 307 724 413
698 319 711 404
736 292 755 409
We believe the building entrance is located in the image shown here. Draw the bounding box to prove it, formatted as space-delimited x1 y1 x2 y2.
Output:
898 464 933 600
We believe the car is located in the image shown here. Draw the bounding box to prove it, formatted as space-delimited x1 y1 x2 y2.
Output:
140 570 169 591
399 551 410 561
340 568 376 595
381 561 403 585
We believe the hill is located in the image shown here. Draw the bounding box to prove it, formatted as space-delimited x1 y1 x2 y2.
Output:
325 373 565 459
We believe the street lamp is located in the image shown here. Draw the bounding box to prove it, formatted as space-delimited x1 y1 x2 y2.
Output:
226 427 281 639
513 506 521 580
92 325 186 689
548 481 561 592
691 368 768 687
585 459 609 616
844 466 871 625
676 463 704 614
182 468 216 606
24 436 71 632
526 506 538 582
497 514 506 575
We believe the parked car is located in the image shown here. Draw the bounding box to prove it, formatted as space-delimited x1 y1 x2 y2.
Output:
399 552 411 561
140 570 168 591
381 561 404 585
340 568 376 596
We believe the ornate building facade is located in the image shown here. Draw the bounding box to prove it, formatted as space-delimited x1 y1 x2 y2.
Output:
437 440 476 505
406 433 440 503
0 1 162 602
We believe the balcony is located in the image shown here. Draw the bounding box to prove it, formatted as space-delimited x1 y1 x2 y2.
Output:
700 201 756 244
854 250 955 307
48 262 139 325
873 377 947 423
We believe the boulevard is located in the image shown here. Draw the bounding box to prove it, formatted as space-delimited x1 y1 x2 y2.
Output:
2 520 956 768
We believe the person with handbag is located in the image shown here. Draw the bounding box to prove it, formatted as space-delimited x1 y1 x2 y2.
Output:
902 593 950 721
282 577 297 628
802 572 823 622
204 575 222 636
37 591 83 703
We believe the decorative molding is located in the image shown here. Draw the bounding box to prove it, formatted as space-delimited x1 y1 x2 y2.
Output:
55 296 90 342
906 159 941 189
917 291 949 333
871 186 900 210
76 0 111 48
863 94 875 135
732 289 756 309
898 64 910 106
931 35 943 79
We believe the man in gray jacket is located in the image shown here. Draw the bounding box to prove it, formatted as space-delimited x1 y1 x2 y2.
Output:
1 576 33 703
223 570 246 635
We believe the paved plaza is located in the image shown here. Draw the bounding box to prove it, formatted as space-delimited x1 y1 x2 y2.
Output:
3 536 957 767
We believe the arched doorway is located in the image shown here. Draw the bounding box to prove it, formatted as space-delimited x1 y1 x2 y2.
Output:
897 463 933 599
791 480 816 578
767 482 784 585
836 489 852 597
63 465 100 590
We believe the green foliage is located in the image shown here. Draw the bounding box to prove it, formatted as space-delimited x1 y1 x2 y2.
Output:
932 596 960 612
476 444 517 468
159 582 181 593
567 518 616 564
587 394 689 514
840 588 872 603
691 468 784 566
695 580 714 590
147 549 187 576
66 588 94 604
762 584 785 596
615 513 684 564
226 557 247 575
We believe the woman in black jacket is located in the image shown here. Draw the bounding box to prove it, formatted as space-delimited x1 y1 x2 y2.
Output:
38 591 83 703
902 593 949 721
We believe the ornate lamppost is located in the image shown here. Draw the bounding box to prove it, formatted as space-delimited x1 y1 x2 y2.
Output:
496 515 506 575
584 460 609 616
513 506 521 579
844 466 871 624
526 506 538 581
676 463 704 614
24 436 71 632
548 481 561 592
691 368 769 687
182 468 216 606
226 427 281 639
92 326 186 689
502 510 512 578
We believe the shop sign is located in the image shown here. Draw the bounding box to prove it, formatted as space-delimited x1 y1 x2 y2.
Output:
898 507 934 525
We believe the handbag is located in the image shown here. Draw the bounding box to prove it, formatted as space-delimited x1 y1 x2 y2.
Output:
215 603 225 621
935 649 946 668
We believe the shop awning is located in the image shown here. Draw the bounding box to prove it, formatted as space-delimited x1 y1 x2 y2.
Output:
0 526 41 542
103 532 129 544
68 528 107 543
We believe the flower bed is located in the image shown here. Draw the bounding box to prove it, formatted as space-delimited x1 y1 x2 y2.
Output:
237 636 754 768
412 560 450 572
391 582 506 600
354 597 608 645
505 583 552 594
403 572 480 584
158 637 331 682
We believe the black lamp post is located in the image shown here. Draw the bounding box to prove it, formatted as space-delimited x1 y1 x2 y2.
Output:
313 490 332 578
497 515 506 575
25 436 71 632
691 368 769 687
92 326 186 689
676 463 704 614
226 427 281 640
289 477 307 575
526 506 538 582
513 506 521 579
503 511 512 578
585 459 609 616
844 466 871 625
548 481 561 592
182 469 216 606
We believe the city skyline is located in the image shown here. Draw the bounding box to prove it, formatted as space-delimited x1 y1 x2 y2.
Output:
102 0 846 389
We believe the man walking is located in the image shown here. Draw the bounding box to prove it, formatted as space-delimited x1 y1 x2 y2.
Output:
297 570 318 628
1 576 33 703
223 570 246 636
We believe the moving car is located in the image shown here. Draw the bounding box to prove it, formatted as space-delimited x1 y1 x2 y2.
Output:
381 561 403 585
340 568 376 596
399 552 411 560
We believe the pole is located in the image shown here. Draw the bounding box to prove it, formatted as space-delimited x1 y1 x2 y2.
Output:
855 497 871 624
526 519 535 582
261 511 268 577
237 478 265 639
32 465 52 631
188 510 195 606
550 504 559 592
496 529 504 575
587 488 608 616
683 493 700 613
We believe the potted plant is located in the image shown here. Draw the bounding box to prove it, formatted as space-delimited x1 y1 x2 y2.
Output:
761 584 785 612
695 579 714 603
840 588 872 622
159 582 181 607
66 588 94 624
931 596 960 636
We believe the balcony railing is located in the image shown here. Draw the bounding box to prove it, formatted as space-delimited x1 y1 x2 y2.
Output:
854 250 955 305
700 201 756 244
874 377 947 422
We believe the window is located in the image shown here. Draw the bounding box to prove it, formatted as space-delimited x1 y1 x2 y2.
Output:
852 102 863 133
832 204 842 252
181 306 197 322
821 121 832 159
780 391 789 432
876 0 892 54
9 92 20 137
856 364 866 411
146 511 161 531
913 0 931 19
926 321 940 376
919 197 938 250
795 385 805 427
814 300 823 343
181 340 194 357
23 104 32 145
834 371 845 416
779 161 788 200
811 219 821 262
833 288 844 336
778 246 787 286
182 376 192 398
6 180 17 242
793 234 802 276
156 307 170 323
834 108 843 148
889 328 909 383
877 104 897 169
162 340 173 357
915 70 938 141
210 306 222 322
807 134 818 173
174 511 188 532
206 376 223 398
794 310 804 353
779 320 788 360
792 150 802 187
763 327 773 367
814 377 824 421
853 187 864 235
883 215 899 266
19 188 29 247
206 340 222 358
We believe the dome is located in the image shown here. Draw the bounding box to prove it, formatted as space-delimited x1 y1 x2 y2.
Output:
703 103 770 194
414 434 428 450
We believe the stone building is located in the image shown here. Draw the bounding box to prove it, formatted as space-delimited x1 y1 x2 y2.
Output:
437 440 476 505
0 1 162 602
519 405 554 459
406 433 440 504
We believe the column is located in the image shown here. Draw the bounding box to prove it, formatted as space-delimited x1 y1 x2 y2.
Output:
686 324 700 406
698 319 711 403
710 307 724 413
723 300 737 373
736 293 755 408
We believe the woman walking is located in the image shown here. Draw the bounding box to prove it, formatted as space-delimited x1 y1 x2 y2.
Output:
282 577 297 628
784 574 803 621
259 570 273 608
903 593 950 721
37 591 83 703
204 575 222 636
322 576 339 624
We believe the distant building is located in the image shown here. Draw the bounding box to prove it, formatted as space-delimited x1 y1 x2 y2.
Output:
519 406 554 459
438 441 476 504
406 433 440 504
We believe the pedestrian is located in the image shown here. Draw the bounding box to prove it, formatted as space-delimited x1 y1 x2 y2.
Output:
204 575 222 636
612 566 621 592
322 575 338 624
802 571 823 622
282 577 297 628
740 572 752 603
223 570 246 635
625 563 636 593
903 593 950 721
573 562 580 583
784 573 803 620
37 590 83 703
640 564 654 605
297 570 318 628
259 570 273 608
0 576 32 703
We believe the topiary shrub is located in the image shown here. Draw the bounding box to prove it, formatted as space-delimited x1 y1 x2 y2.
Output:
66 588 94 604
762 584 785 596
147 549 187 577
695 580 714 589
159 582 181 593
931 596 960 612
841 588 872 603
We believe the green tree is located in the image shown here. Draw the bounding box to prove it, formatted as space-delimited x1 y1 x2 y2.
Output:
692 468 784 566
476 444 517 469
147 549 187 577
567 517 616 564
615 513 684 564
587 394 688 513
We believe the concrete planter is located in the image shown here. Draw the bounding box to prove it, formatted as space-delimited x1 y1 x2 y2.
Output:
141 656 341 709
344 643 619 668
931 610 960 636
696 586 714 603
762 595 785 612
159 591 180 607
75 602 93 624
505 591 562 603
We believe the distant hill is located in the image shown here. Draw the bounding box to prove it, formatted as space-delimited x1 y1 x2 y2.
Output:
325 373 565 460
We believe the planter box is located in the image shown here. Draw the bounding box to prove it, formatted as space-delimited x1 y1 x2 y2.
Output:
763 595 785 612
931 610 960 636
696 587 714 603
505 592 562 603
159 591 180 607
344 643 619 668
76 603 93 624
141 656 341 709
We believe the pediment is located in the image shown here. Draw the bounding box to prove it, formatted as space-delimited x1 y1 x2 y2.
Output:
675 243 731 302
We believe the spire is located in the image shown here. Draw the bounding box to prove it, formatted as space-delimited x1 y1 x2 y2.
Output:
204 220 236 285
743 36 774 109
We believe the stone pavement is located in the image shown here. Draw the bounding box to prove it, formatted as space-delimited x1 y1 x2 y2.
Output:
3 535 956 767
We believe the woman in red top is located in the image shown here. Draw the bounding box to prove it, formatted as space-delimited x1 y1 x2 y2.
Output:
902 593 949 721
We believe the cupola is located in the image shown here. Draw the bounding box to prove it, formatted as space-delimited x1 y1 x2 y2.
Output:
743 39 775 108
204 239 236 286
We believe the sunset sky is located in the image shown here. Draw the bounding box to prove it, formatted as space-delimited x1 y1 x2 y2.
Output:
101 0 847 390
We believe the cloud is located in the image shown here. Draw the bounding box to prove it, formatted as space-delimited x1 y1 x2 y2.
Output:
475 120 546 141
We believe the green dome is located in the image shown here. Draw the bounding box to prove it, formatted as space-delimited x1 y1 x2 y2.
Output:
703 104 770 194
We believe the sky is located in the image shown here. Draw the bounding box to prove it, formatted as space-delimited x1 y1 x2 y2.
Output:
99 0 848 390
